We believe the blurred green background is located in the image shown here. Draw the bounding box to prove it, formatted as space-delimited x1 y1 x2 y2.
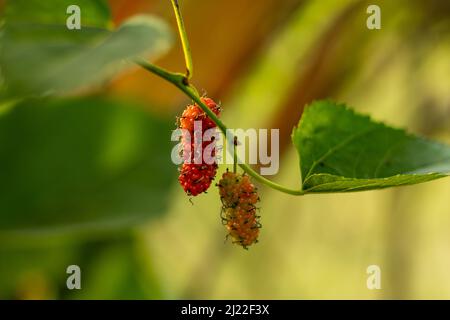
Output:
1 0 450 299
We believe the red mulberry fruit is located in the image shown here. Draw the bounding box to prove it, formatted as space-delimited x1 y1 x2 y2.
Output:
179 97 220 133
218 171 261 249
177 97 221 196
179 163 218 196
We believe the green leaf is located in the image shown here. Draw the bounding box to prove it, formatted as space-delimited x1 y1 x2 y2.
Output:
292 101 450 193
0 97 176 236
0 1 173 98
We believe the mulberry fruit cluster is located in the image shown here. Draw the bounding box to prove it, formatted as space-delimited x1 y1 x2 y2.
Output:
218 171 261 249
178 97 221 196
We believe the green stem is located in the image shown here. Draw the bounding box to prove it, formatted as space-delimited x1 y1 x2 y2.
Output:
137 60 304 196
170 0 194 79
